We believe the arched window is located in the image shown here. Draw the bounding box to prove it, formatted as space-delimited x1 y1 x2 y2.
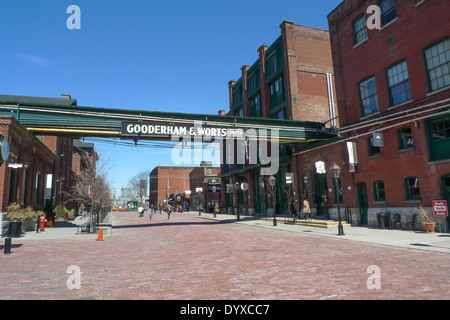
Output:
404 176 420 200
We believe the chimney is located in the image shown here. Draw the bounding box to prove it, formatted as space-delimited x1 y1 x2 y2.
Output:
61 94 71 100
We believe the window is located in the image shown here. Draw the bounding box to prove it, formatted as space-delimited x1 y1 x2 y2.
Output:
250 94 261 117
404 176 420 200
424 38 450 92
368 136 380 156
267 54 278 78
248 72 260 95
379 0 397 27
233 86 243 108
373 180 386 201
431 118 450 140
359 76 379 116
398 126 414 149
427 116 450 161
269 76 284 107
234 107 244 117
387 60 412 106
353 14 368 45
271 109 286 120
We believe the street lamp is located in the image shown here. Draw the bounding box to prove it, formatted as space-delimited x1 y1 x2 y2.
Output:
268 175 277 226
234 182 240 220
330 163 345 236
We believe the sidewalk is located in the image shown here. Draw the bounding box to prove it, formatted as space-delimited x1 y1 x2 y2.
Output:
194 212 450 254
13 216 112 240
10 211 450 254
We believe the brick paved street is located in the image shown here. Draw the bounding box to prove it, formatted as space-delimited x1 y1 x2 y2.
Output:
1 211 449 301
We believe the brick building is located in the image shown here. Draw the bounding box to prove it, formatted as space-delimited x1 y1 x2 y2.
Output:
0 94 101 234
149 166 196 207
189 166 221 212
0 116 57 212
220 21 338 216
313 0 450 228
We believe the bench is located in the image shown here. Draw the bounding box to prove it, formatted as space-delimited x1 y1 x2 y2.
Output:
74 216 91 233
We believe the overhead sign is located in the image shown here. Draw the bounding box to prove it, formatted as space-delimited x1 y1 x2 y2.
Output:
8 163 23 169
433 200 448 216
121 121 244 139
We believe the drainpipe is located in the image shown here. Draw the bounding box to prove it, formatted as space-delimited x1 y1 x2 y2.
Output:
326 73 336 130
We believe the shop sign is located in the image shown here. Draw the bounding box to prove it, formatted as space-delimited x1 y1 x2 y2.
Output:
121 121 244 139
8 163 23 169
315 161 326 174
433 200 448 216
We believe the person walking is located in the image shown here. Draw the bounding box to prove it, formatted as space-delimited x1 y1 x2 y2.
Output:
167 205 172 219
303 197 311 222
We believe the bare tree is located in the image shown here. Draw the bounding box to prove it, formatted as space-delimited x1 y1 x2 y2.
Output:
68 156 112 230
129 170 149 203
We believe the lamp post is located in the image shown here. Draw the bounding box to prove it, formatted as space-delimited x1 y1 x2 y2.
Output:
330 163 345 236
234 182 240 220
268 175 277 226
212 186 217 218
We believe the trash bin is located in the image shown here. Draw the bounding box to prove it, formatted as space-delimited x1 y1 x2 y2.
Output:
8 220 22 237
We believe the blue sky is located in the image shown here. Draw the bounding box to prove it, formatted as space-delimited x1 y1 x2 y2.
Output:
0 0 342 196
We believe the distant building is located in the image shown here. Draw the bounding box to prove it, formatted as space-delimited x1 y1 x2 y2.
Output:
189 166 221 212
149 166 196 207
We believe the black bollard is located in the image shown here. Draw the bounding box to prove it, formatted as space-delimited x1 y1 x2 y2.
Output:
4 237 11 254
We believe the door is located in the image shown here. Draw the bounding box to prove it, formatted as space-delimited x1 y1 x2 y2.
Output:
357 182 369 225
441 174 450 230
314 172 328 216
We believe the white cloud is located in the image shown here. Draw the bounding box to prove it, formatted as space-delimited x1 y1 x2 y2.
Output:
12 54 52 66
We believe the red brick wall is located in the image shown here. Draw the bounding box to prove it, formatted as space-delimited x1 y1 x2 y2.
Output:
327 0 450 226
281 21 338 125
328 0 450 127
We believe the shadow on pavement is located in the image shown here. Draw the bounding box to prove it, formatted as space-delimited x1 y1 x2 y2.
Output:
113 219 236 229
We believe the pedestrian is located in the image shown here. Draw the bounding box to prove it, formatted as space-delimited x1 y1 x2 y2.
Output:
149 210 153 220
167 205 172 219
303 197 311 222
159 204 162 214
292 199 300 223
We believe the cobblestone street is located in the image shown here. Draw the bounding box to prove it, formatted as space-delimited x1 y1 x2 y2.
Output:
1 212 449 301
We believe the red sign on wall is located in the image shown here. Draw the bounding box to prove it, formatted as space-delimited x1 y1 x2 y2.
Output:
432 200 448 216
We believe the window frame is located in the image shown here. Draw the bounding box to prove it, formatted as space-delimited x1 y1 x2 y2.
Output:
359 76 379 117
373 180 386 201
398 126 414 150
378 0 397 27
404 176 421 201
423 37 450 92
352 14 368 46
386 60 412 106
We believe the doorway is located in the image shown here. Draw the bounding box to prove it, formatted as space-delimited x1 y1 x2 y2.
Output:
314 172 328 216
357 182 368 225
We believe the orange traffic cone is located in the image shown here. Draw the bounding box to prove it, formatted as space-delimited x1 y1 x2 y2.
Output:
96 227 104 241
